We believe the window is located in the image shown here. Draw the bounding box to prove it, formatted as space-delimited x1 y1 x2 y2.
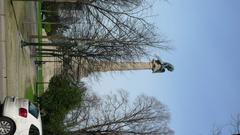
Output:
28 102 39 118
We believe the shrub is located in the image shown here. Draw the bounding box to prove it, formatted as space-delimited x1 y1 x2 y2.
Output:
40 74 85 135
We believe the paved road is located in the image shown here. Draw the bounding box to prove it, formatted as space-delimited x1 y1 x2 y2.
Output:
0 0 7 102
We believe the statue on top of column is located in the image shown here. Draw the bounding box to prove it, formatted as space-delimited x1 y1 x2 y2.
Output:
151 59 174 73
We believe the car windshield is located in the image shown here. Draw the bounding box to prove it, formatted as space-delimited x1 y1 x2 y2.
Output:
29 102 39 118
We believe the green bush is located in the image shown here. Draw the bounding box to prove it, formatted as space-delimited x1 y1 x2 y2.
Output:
40 74 85 135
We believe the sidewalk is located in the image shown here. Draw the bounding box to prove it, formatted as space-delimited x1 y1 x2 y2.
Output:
0 0 7 102
0 0 39 101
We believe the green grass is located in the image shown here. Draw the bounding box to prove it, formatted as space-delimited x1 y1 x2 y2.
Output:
23 1 44 101
25 86 34 102
37 69 44 95
36 0 44 96
43 23 52 33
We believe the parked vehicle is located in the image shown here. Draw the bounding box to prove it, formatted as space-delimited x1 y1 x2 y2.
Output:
0 96 42 135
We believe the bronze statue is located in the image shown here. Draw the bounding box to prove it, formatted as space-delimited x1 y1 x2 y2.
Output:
152 59 174 73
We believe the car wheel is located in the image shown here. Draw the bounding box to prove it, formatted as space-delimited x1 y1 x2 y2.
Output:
0 117 16 135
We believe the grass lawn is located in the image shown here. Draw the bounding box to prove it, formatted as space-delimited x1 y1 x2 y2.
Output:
25 86 34 102
36 0 44 97
25 0 44 100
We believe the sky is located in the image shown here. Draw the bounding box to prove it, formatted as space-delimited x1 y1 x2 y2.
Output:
83 0 240 135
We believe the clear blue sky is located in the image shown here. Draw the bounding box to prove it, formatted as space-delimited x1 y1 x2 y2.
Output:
83 0 240 134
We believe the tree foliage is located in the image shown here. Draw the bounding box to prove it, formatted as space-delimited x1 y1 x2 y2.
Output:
40 74 86 135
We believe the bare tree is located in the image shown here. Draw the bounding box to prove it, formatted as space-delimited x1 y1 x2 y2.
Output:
22 0 171 80
211 125 222 135
231 113 240 135
207 114 240 135
64 90 174 135
61 0 168 55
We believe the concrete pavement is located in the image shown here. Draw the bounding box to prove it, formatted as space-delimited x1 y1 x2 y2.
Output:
0 0 7 102
0 0 38 102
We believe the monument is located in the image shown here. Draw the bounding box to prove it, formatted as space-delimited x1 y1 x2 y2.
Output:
78 59 174 78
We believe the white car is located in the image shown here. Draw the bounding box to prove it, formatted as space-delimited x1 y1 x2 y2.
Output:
0 96 42 135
